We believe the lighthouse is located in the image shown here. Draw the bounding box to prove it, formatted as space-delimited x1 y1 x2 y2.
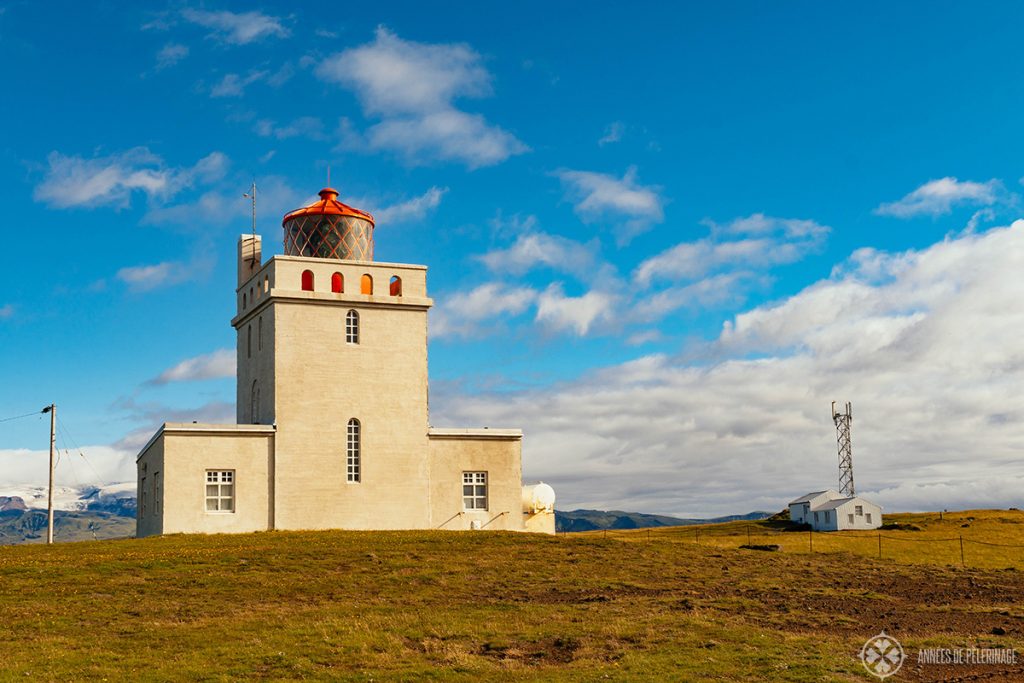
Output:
136 186 555 537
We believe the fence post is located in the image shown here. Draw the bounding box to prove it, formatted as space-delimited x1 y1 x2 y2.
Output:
960 535 965 567
809 529 813 553
696 529 700 545
746 524 751 545
647 529 651 542
878 533 882 559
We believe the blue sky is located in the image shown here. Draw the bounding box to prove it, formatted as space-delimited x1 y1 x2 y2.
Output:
3 2 1024 515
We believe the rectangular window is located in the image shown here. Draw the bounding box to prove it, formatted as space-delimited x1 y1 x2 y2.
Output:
140 477 147 516
813 511 819 522
346 419 361 483
866 513 873 524
855 505 863 516
154 472 160 514
825 511 830 522
205 470 235 512
462 472 487 511
848 513 854 524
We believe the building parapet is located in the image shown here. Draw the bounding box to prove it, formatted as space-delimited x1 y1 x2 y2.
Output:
428 427 523 440
136 423 276 462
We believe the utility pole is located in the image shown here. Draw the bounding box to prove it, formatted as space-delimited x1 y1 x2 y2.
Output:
41 404 55 544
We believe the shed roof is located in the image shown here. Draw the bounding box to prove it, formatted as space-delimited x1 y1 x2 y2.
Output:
789 490 838 505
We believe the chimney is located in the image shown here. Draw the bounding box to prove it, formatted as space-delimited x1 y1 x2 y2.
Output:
238 234 262 287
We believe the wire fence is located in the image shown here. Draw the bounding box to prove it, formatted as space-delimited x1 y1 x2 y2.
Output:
574 523 1024 571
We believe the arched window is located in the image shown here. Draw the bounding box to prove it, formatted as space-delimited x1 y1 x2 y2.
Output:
263 275 269 293
250 380 260 424
389 276 402 296
247 324 252 358
331 272 344 293
249 286 254 302
242 292 247 309
346 309 359 344
360 273 373 295
346 418 360 482
301 270 314 291
258 316 263 351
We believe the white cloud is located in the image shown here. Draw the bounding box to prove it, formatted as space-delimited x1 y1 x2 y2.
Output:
598 121 624 146
431 283 537 339
555 166 663 240
534 284 614 336
875 177 1003 218
434 220 1024 516
181 9 289 45
634 213 829 286
362 110 526 168
34 148 227 210
368 187 447 224
116 258 208 292
254 116 326 140
0 304 13 320
0 445 136 488
210 70 267 97
478 231 600 280
149 349 235 384
155 42 189 69
317 27 526 168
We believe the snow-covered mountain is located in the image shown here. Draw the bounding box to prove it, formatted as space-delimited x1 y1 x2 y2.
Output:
0 483 136 516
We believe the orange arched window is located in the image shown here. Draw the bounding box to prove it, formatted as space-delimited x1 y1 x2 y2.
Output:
331 272 344 293
360 274 373 295
301 270 314 291
389 276 402 296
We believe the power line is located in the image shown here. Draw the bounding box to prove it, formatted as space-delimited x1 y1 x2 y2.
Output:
0 410 44 424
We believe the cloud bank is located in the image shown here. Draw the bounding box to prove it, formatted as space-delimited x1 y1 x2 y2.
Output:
433 220 1024 517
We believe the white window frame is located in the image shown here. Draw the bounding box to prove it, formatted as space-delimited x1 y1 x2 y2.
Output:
866 513 873 524
346 310 359 344
462 471 488 511
855 505 863 516
346 419 361 483
205 470 235 513
848 513 854 524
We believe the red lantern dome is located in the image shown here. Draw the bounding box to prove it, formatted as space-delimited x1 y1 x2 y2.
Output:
282 188 375 261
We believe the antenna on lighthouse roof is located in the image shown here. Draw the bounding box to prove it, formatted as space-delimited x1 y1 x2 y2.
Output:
242 180 257 265
327 164 331 187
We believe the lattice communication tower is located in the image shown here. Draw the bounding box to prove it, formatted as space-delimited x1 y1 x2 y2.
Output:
832 401 854 496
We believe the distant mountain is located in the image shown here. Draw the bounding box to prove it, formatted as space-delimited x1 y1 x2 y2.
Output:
0 484 136 545
555 509 773 532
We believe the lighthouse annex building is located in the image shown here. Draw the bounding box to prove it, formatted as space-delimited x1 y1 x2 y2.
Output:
136 188 555 537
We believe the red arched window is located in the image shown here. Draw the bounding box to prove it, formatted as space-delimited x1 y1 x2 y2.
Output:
301 270 314 291
360 274 373 295
331 272 344 293
389 276 402 296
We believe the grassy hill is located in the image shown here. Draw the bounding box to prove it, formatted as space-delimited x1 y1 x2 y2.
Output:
0 508 136 544
555 509 771 532
1 510 1023 681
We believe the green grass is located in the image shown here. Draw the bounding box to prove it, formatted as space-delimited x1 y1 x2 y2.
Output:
1 511 1023 681
603 509 1024 571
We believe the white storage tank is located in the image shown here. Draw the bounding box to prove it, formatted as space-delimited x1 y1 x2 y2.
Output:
522 482 556 513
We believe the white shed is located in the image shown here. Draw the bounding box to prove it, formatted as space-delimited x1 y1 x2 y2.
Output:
789 491 882 531
788 490 844 524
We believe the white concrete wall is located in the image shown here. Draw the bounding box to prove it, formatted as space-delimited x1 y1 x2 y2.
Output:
428 430 526 532
834 499 883 530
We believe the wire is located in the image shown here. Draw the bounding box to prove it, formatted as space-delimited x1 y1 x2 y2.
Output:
57 416 104 486
0 411 43 424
